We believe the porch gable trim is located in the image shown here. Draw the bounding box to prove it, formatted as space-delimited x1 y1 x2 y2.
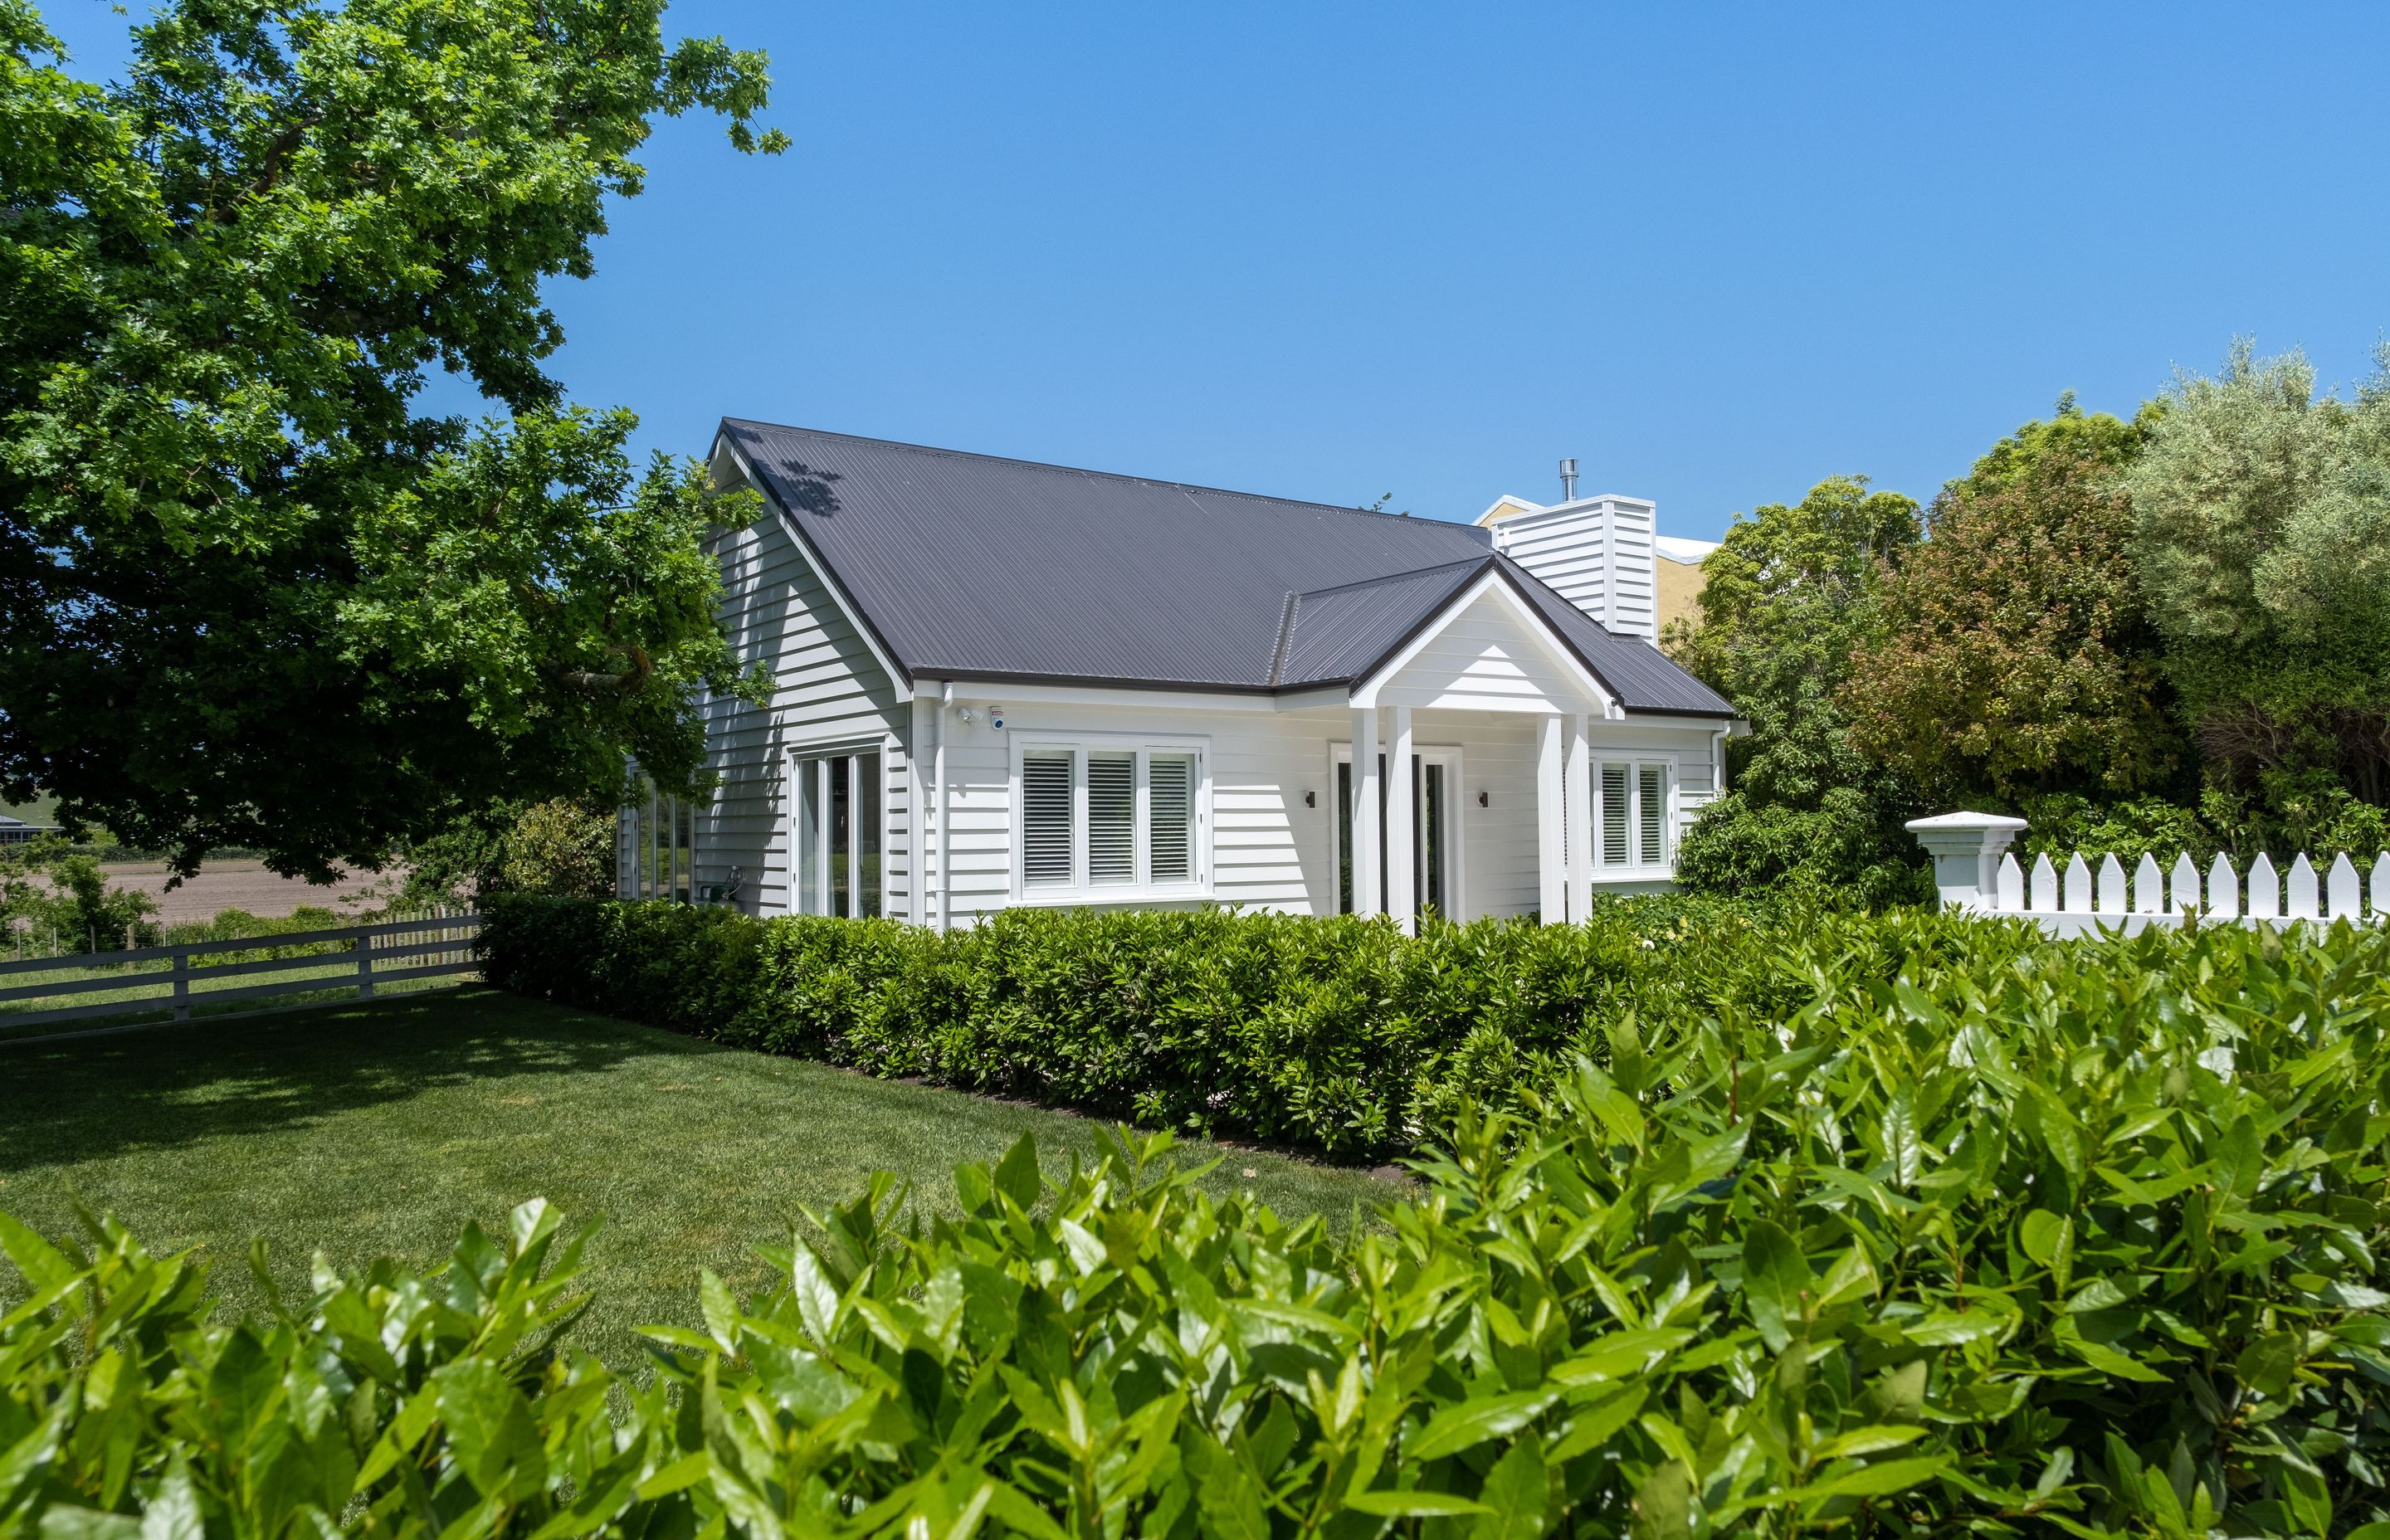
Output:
1347 568 1621 715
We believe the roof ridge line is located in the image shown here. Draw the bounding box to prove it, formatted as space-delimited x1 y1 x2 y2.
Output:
1295 553 1491 603
718 417 1475 533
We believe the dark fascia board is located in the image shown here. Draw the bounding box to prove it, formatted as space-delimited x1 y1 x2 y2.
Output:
910 666 1282 696
854 587 1738 714
711 423 913 691
1622 704 1742 721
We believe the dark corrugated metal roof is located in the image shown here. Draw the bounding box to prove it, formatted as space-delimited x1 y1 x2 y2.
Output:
1500 558 1736 716
717 420 1731 715
1275 560 1490 687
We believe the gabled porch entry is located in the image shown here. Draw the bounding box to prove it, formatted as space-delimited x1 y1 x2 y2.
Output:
1334 568 1685 931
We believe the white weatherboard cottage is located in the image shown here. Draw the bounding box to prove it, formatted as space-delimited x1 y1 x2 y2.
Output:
621 423 1741 930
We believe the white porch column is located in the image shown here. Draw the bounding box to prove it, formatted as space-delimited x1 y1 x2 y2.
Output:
1386 706 1416 934
1350 707 1382 918
1564 712 1593 923
1535 713 1565 924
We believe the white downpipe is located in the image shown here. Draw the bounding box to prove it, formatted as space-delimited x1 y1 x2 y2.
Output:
906 699 930 926
934 683 953 933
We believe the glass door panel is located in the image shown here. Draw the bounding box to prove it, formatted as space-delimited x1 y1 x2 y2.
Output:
856 752 881 917
1341 753 1448 919
829 757 852 918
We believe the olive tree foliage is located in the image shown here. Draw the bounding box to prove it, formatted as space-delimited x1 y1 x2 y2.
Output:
1663 475 1933 906
1843 397 2187 808
0 0 780 879
2118 342 2390 808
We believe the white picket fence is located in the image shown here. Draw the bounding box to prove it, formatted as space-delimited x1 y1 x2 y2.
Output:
1906 811 2390 937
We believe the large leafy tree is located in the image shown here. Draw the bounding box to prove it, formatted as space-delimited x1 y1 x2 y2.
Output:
1663 475 1930 905
0 0 781 877
1842 397 2186 807
2117 342 2390 809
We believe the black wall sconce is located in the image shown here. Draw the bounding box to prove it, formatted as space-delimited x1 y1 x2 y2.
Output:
1477 791 1490 807
1304 790 1316 808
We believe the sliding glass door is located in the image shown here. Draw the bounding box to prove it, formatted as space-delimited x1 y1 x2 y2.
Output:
792 749 882 918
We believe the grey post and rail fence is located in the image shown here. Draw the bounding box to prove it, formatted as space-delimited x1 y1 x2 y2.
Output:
0 912 482 1044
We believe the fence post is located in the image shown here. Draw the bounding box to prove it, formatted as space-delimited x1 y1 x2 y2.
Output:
1904 811 2029 913
171 946 189 1022
355 932 375 1000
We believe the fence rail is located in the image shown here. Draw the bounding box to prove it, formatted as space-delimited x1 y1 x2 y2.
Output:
1907 811 2390 937
0 914 482 1038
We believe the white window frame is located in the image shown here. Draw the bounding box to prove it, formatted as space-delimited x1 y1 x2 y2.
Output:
1007 732 1212 903
1593 755 1677 876
786 734 895 918
1329 742 1468 920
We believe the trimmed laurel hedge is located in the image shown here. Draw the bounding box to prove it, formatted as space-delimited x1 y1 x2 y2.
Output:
476 896 2043 1158
14 912 2390 1535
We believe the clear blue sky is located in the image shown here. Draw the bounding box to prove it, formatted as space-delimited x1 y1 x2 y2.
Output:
38 2 2390 539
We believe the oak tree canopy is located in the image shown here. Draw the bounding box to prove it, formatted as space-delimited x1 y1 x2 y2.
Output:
0 0 783 876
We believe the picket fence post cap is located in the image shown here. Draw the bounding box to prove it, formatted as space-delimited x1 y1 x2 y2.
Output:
1904 811 2029 834
1905 811 2028 862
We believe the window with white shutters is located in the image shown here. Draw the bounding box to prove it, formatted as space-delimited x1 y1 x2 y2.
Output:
1088 753 1136 884
1594 758 1672 870
1010 738 1207 899
1638 764 1666 866
1022 752 1074 887
1600 763 1630 866
1149 754 1195 883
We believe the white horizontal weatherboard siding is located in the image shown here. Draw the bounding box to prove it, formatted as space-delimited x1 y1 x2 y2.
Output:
1491 497 1659 641
700 501 907 919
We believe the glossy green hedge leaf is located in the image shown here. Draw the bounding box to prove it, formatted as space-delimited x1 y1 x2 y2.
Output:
1792 1455 1949 1502
0 1211 78 1299
1741 1220 1808 1352
1344 1489 1494 1518
1880 1088 1923 1187
2236 1333 2303 1401
1812 1425 1927 1461
1471 1437 1549 1538
993 1133 1042 1211
1183 1430 1270 1540
2021 1208 2075 1294
1407 1389 1558 1462
1630 1460 1692 1540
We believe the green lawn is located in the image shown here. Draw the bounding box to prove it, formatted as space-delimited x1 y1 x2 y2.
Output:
0 987 1407 1367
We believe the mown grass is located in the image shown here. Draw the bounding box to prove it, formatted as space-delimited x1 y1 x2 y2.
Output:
0 987 1406 1367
